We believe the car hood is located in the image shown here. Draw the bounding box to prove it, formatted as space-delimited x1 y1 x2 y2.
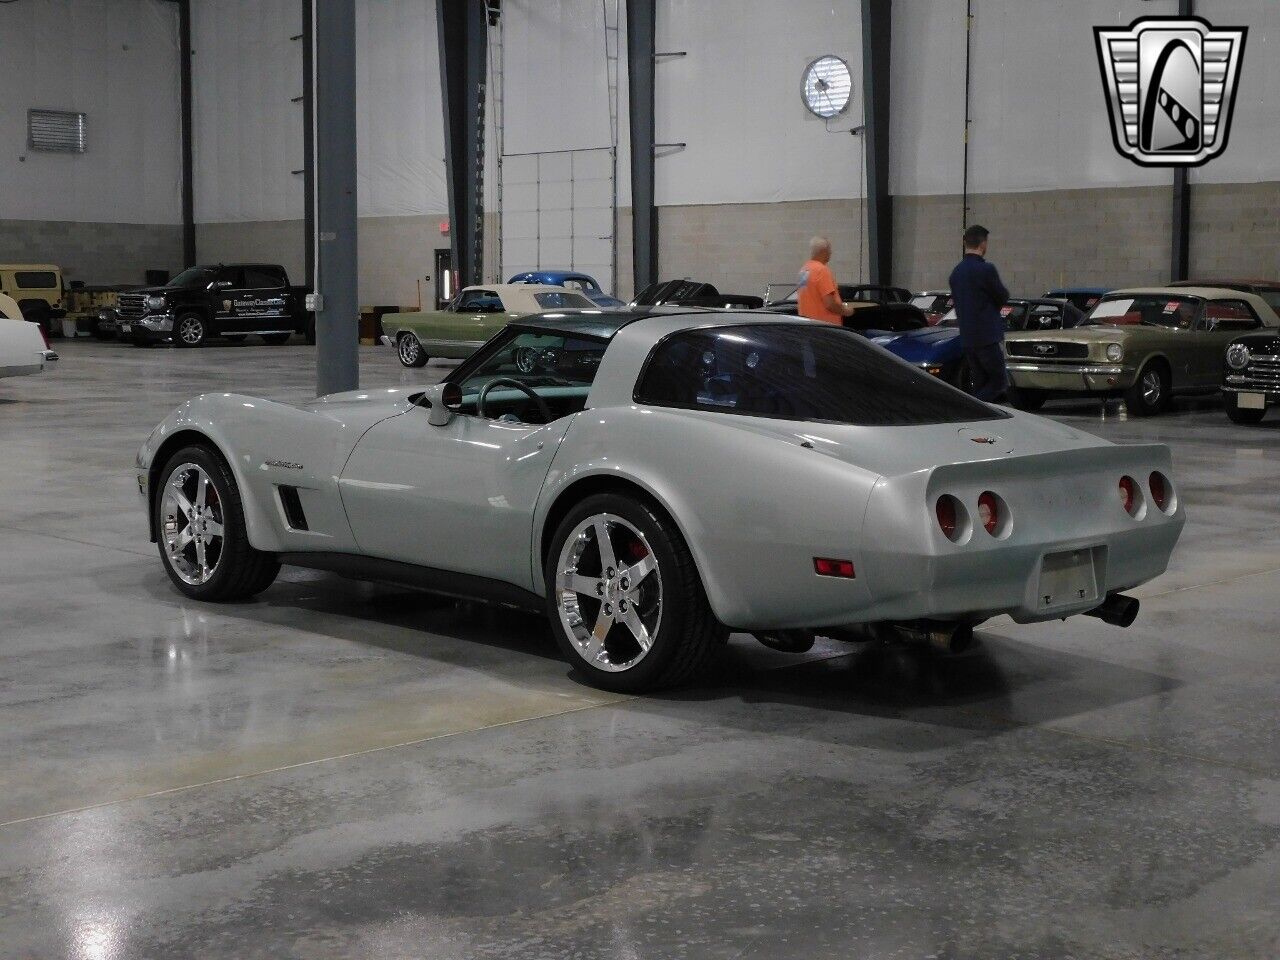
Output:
658 405 1104 477
1006 325 1140 344
301 386 420 427
878 326 962 361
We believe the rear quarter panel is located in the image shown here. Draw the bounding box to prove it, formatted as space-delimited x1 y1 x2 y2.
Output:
535 407 881 629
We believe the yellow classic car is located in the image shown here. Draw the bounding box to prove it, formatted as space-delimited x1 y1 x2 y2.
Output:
1004 286 1280 416
384 284 597 367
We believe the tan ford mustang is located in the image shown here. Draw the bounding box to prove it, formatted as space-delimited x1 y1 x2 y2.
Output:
1004 286 1280 416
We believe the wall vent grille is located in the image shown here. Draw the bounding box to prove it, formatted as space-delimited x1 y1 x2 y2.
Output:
28 109 87 153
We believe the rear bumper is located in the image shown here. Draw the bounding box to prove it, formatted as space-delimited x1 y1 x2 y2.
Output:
1007 361 1135 392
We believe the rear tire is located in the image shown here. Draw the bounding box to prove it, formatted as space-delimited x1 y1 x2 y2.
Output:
397 331 429 368
261 332 291 345
1124 361 1169 417
1224 393 1266 424
154 445 280 602
1007 386 1046 411
544 492 725 692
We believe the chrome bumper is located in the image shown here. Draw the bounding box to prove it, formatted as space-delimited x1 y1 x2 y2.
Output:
1006 362 1124 375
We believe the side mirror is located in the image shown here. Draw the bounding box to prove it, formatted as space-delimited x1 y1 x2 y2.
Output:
423 382 463 426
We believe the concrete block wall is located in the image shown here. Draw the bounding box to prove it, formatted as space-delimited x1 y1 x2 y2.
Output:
197 215 450 307
658 199 871 301
0 220 184 286
1190 182 1280 280
894 185 1174 296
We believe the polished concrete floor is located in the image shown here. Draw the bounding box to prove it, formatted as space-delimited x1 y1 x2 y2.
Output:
1 337 1278 959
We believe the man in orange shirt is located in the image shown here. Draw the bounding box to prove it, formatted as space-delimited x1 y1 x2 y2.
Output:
796 236 854 325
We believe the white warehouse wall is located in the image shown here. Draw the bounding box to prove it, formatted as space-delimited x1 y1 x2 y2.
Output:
186 0 1279 303
193 0 448 305
0 0 184 283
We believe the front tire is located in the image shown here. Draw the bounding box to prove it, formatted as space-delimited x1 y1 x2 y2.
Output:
1224 392 1266 424
1124 361 1169 417
397 331 429 368
155 445 280 602
545 492 725 692
175 313 207 348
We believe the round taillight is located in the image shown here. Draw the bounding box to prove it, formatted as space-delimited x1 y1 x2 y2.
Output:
1149 471 1172 513
977 491 999 535
936 495 958 541
1119 476 1138 516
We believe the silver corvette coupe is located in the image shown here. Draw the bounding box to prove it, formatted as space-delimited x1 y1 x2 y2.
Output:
137 310 1185 692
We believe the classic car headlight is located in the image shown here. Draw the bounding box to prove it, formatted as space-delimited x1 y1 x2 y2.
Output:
145 295 167 312
1226 343 1251 370
1105 343 1123 362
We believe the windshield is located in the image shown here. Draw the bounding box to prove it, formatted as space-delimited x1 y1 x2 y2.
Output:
636 323 1004 426
166 266 216 288
533 291 595 309
1084 295 1199 329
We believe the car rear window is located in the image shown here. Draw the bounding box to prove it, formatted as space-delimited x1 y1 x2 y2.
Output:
635 323 1005 426
15 271 58 289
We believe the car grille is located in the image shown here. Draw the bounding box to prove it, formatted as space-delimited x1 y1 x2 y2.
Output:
1243 354 1280 388
117 293 146 319
1006 341 1089 360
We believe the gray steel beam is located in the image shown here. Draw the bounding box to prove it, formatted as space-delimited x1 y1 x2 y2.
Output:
302 0 315 291
627 0 658 293
861 0 892 285
178 0 195 268
312 0 359 396
437 0 488 288
1171 0 1193 281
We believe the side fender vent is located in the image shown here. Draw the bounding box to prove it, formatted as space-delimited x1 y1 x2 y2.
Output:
278 486 309 531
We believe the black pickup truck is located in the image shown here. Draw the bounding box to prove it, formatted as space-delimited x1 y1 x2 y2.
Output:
113 264 310 347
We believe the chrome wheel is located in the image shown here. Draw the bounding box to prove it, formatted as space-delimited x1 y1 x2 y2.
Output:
178 315 204 345
161 463 224 585
1141 368 1163 406
398 333 421 366
555 513 662 673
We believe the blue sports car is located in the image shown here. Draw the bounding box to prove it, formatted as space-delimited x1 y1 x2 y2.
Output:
507 271 624 307
876 297 1085 389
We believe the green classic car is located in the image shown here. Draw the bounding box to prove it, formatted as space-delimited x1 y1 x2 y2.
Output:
1004 287 1280 416
384 284 597 367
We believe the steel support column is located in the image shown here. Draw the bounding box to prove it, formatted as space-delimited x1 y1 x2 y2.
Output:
1171 0 1193 281
627 0 658 294
177 0 195 268
302 0 315 291
437 0 488 288
861 0 893 285
312 0 359 396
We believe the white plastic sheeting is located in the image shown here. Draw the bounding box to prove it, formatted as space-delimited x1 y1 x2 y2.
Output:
890 0 1280 197
193 0 447 224
654 0 866 205
494 0 620 289
501 0 615 155
1193 0 1279 184
0 0 182 224
193 0 303 223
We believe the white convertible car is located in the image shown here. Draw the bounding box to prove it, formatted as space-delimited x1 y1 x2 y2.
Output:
137 310 1185 691
0 293 58 380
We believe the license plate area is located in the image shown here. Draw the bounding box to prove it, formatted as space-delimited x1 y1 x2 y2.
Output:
1038 548 1099 610
1239 392 1266 410
119 323 132 333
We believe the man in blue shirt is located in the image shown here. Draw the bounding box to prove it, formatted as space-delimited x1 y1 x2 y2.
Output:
948 224 1010 402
